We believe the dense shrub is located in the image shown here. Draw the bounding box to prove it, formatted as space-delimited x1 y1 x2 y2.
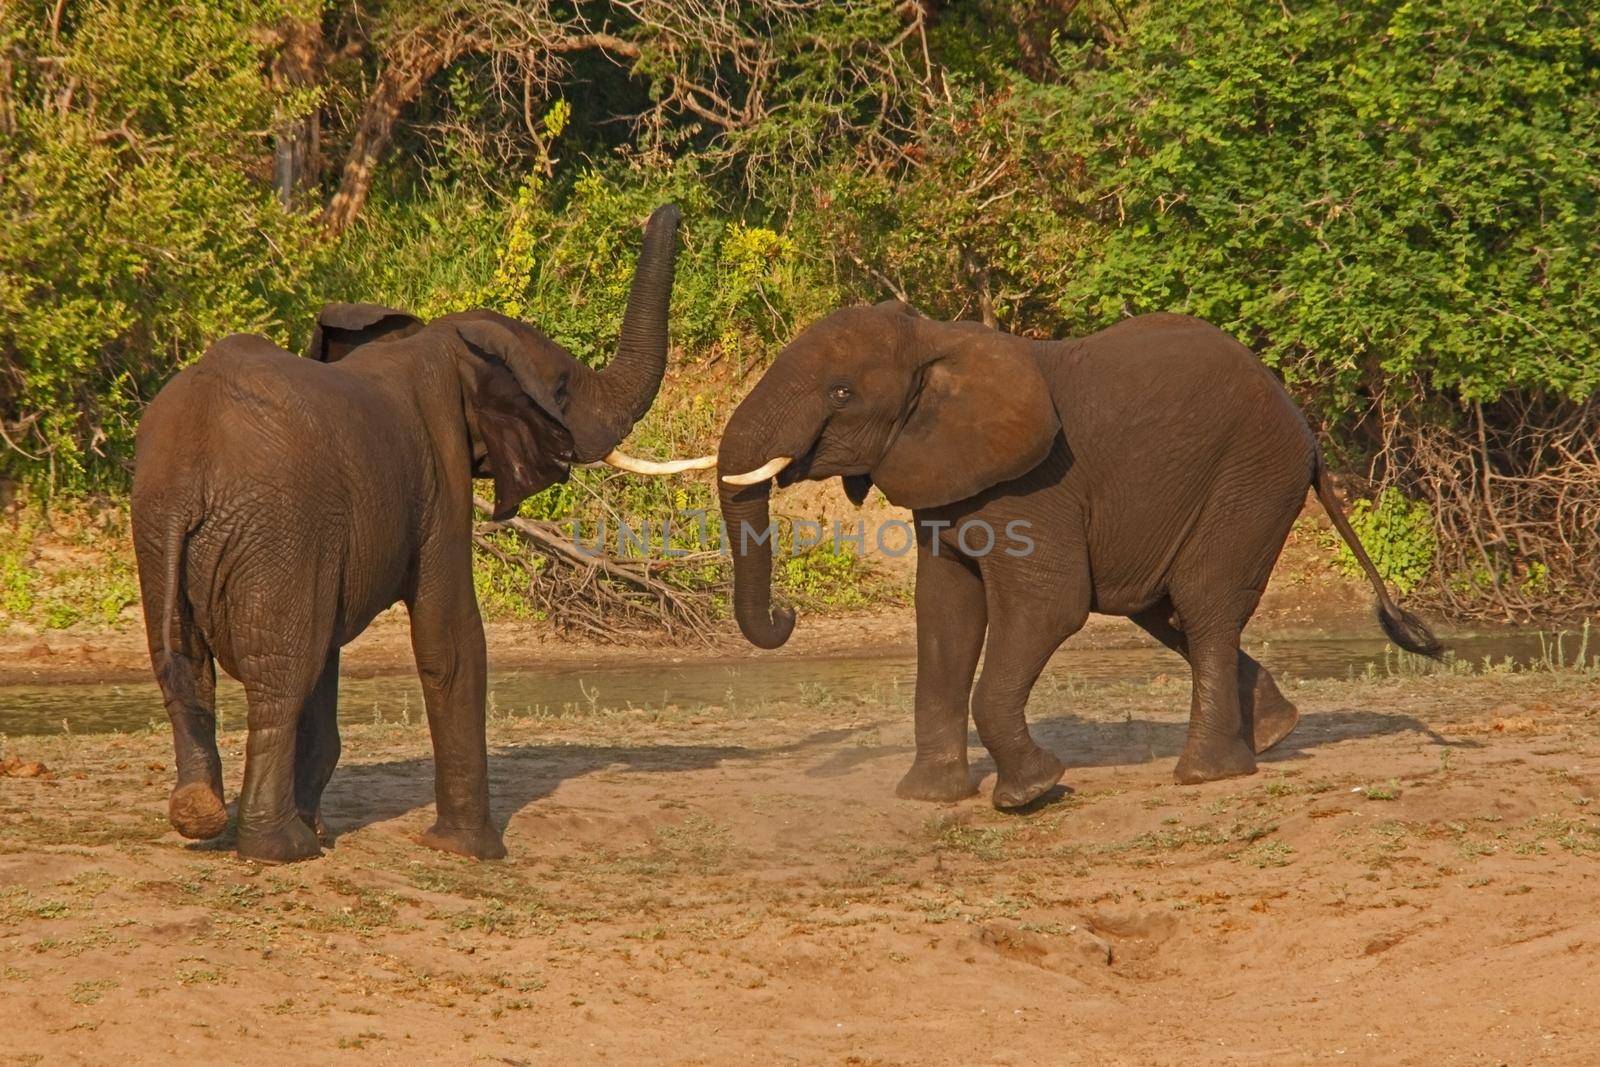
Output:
1044 0 1600 417
0 0 324 488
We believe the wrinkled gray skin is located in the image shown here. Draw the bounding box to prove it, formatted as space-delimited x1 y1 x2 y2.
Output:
131 206 680 863
718 302 1440 808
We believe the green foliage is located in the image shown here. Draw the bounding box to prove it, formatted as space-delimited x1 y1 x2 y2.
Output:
1045 0 1600 415
0 0 324 489
0 503 139 629
776 542 871 612
1333 489 1438 595
323 155 838 371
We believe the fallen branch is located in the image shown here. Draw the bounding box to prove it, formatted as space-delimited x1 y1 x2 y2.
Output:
471 497 722 645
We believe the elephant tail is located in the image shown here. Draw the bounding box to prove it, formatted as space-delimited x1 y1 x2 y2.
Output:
154 507 198 704
1312 456 1444 659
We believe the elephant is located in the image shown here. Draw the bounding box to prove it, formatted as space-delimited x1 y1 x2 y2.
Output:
131 204 711 863
716 301 1441 809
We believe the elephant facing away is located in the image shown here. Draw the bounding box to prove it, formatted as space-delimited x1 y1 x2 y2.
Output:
132 205 708 863
717 302 1440 809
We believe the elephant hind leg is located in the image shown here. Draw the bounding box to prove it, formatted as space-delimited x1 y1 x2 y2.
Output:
151 628 227 840
238 669 327 864
1129 601 1298 755
293 649 342 840
1170 622 1258 785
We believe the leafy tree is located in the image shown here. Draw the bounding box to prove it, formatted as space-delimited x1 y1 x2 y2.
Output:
0 0 323 488
1042 0 1600 418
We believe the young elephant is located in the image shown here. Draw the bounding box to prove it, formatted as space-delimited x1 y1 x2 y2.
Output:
717 301 1440 808
132 205 708 862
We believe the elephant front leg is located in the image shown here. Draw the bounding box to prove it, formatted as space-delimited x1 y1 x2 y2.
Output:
409 565 506 861
895 543 986 803
970 571 1087 810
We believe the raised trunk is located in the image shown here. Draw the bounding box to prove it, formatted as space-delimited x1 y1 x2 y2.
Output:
718 479 795 649
567 204 681 461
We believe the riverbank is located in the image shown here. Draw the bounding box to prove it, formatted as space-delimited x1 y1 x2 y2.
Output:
3 669 1598 1064
0 495 1410 689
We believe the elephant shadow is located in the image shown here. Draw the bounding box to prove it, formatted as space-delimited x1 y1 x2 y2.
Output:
977 705 1477 777
318 740 749 842
315 723 878 842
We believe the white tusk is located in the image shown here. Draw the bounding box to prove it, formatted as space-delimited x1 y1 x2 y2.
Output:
720 456 793 485
599 449 719 476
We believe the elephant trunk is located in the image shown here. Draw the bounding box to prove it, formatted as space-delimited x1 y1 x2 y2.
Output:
568 204 681 462
718 477 795 649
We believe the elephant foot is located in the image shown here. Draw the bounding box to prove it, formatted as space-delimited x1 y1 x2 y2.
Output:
298 807 329 841
419 820 507 861
238 816 323 864
992 747 1066 810
1174 735 1257 785
169 781 228 840
1250 695 1300 755
895 758 978 803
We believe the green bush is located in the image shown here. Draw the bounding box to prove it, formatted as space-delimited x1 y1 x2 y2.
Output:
1333 489 1438 595
0 0 324 490
1045 0 1600 416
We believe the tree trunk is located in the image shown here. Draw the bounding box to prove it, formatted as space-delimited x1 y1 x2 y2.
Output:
272 16 322 209
321 31 457 236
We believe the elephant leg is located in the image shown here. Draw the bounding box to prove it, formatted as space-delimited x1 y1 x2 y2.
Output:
895 541 986 803
972 569 1088 810
1171 621 1258 785
408 548 505 860
237 667 326 864
293 648 341 839
159 637 227 841
1129 601 1298 754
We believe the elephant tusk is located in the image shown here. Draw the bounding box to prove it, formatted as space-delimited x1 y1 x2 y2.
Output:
598 449 719 476
721 456 793 485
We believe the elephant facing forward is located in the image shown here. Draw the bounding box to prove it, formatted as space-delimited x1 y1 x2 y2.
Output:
717 302 1440 808
132 205 709 863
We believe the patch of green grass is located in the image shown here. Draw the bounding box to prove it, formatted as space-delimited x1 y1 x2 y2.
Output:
0 501 139 630
175 965 223 986
1235 840 1296 868
69 978 119 1005
1362 781 1402 801
927 816 1022 861
653 814 734 872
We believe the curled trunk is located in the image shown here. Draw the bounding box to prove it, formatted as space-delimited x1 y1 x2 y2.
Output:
718 478 795 649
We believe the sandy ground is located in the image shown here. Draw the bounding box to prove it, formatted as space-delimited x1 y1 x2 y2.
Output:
3 666 1598 1065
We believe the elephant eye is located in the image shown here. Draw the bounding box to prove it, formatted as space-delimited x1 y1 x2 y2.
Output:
829 384 852 404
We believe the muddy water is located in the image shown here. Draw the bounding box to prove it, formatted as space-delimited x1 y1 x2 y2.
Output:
1 630 1581 737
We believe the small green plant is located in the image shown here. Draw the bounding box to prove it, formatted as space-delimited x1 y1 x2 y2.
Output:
1236 840 1296 868
1331 488 1437 595
1362 781 1402 801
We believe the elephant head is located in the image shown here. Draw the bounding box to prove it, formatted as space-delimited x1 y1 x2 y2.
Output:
717 301 1060 648
307 204 712 519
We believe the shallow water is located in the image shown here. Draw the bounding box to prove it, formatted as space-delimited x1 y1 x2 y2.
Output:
1 629 1582 737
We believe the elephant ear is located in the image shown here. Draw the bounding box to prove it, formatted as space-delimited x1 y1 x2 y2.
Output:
305 303 423 363
450 319 575 521
870 339 1060 510
841 473 873 506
